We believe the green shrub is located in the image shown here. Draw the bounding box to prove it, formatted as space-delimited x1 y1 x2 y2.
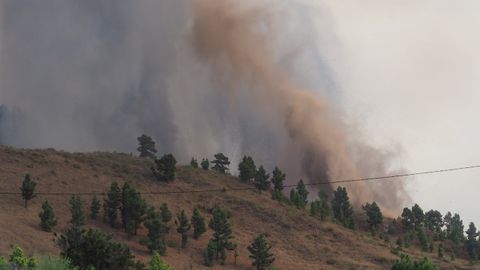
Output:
391 254 437 270
35 256 74 270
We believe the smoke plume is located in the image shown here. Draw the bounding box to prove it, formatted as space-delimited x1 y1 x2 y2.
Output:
0 0 410 212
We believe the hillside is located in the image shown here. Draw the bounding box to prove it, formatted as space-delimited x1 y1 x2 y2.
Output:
0 146 473 270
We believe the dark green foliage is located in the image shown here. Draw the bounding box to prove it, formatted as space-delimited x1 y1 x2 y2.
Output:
201 158 209 170
90 195 101 220
254 166 270 193
238 156 256 182
411 204 425 229
289 180 308 209
203 240 216 267
191 208 207 239
444 212 464 244
190 157 198 168
176 210 191 248
57 227 138 270
39 200 57 232
363 202 383 231
121 182 147 238
465 222 479 260
104 182 122 227
211 153 230 174
148 252 174 270
208 207 236 265
69 195 85 227
424 210 443 232
20 174 36 208
438 243 444 258
390 254 438 270
248 234 275 270
137 134 157 159
271 167 285 192
271 167 285 201
152 154 177 182
401 208 414 231
160 203 172 224
142 208 170 255
417 228 432 252
310 192 330 221
296 180 309 205
331 186 355 229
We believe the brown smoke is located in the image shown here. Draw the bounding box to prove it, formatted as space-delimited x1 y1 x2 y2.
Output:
191 0 410 214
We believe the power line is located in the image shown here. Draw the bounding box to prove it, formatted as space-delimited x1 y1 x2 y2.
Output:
3 164 480 196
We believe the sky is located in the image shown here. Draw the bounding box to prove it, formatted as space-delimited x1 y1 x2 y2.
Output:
308 0 480 226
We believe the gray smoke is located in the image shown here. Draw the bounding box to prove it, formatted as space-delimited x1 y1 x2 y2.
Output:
0 0 409 212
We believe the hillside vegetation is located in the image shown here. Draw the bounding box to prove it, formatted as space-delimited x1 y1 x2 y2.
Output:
0 146 474 269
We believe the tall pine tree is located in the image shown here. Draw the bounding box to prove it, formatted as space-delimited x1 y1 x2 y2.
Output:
238 156 256 182
248 234 275 270
176 210 191 248
208 207 236 265
20 174 36 208
39 200 57 232
191 208 207 239
254 166 270 193
69 195 85 227
331 186 355 229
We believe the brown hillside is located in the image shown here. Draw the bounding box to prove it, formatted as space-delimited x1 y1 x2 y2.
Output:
0 146 473 270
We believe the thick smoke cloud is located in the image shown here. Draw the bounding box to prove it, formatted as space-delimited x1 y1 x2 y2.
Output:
0 0 409 212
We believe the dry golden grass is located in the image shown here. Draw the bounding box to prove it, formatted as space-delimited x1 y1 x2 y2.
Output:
0 146 474 269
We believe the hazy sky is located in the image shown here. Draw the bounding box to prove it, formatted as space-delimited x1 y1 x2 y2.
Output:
307 0 480 225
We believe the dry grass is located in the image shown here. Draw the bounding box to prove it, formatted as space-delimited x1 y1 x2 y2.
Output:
0 146 473 270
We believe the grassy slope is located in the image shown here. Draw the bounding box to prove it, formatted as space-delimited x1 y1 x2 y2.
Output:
0 146 473 270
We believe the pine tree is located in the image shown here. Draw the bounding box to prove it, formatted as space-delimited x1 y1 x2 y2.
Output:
238 156 256 182
310 193 330 221
90 195 101 220
160 203 172 224
425 210 443 232
176 210 191 248
411 204 425 229
152 154 177 182
290 180 308 208
142 207 170 255
104 182 122 227
331 186 355 229
203 240 216 267
69 195 85 227
289 189 302 209
465 222 479 260
39 200 57 232
448 213 465 244
271 167 285 201
297 180 309 205
190 157 199 168
363 202 383 231
211 153 230 174
121 182 147 238
148 252 173 270
137 134 157 159
20 174 36 208
209 207 236 265
201 158 209 170
401 207 414 230
248 234 275 270
191 208 207 239
254 166 270 193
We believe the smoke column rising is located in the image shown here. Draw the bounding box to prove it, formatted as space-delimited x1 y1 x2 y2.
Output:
0 0 410 212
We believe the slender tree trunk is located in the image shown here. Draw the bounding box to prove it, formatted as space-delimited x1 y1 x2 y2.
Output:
24 199 27 208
